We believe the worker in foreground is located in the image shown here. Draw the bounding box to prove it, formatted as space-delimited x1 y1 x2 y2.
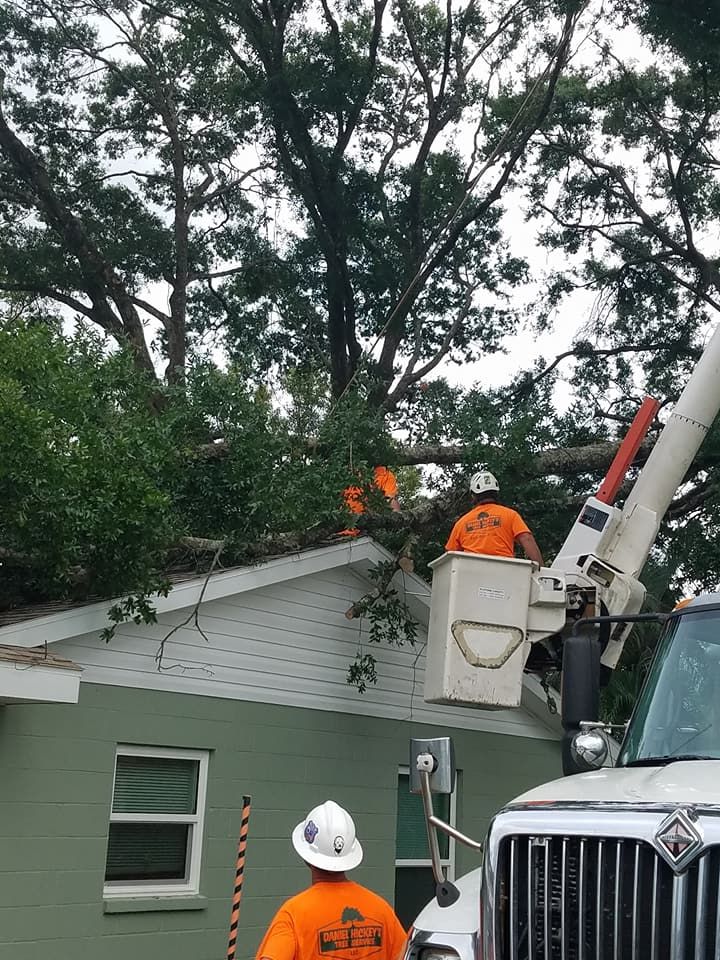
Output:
256 799 407 960
445 470 543 565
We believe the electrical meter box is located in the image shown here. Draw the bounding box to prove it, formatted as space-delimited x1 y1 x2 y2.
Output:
424 552 567 709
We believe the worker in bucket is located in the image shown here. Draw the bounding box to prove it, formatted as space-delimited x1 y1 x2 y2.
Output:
445 470 544 565
256 799 407 960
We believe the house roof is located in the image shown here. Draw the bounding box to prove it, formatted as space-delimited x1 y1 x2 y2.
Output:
0 568 222 628
0 644 82 671
0 538 431 649
0 643 82 706
0 537 561 736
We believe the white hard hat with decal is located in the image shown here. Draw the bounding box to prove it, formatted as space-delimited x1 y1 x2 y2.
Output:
469 470 499 495
291 799 363 871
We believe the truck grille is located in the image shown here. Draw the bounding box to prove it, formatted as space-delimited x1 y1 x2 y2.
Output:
497 835 720 959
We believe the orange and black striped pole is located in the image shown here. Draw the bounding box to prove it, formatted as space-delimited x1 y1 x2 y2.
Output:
227 795 252 960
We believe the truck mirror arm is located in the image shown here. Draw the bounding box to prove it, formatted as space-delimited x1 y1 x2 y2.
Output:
417 754 483 909
570 612 668 636
424 812 484 853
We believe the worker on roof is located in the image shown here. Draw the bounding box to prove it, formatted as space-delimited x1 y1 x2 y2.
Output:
445 470 543 565
340 465 400 536
256 799 406 960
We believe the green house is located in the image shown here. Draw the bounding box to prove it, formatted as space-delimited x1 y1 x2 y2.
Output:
0 538 560 960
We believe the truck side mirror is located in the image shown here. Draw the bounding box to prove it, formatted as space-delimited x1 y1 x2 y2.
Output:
409 738 455 795
570 727 609 771
561 633 601 728
561 633 601 775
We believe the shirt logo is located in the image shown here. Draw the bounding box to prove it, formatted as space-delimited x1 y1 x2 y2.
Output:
654 809 703 870
465 511 501 533
318 908 383 959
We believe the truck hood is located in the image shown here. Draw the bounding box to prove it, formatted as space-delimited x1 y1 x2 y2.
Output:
511 760 720 807
411 868 481 935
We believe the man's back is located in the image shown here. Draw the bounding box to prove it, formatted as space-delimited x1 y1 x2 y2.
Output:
445 502 530 557
256 879 406 960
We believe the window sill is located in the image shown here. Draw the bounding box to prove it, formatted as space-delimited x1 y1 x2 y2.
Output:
103 895 208 914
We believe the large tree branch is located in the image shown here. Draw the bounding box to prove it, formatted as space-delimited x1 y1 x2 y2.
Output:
0 282 96 319
383 277 475 410
511 340 701 398
389 438 657 473
397 0 435 109
373 4 583 391
333 0 387 161
0 72 156 378
197 434 677 479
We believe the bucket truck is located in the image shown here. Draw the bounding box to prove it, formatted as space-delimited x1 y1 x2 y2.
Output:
403 321 720 960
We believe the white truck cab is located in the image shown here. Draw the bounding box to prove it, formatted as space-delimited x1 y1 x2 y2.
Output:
405 593 720 960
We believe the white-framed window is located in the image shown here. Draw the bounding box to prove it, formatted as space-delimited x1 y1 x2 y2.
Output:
394 765 457 929
103 745 209 898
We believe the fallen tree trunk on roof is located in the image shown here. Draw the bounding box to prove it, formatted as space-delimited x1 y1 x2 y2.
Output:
395 439 661 472
198 437 660 475
177 464 716 563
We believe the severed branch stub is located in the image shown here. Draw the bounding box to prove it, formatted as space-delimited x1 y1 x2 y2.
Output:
345 534 418 620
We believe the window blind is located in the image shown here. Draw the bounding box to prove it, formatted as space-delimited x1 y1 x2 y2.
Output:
112 755 199 815
105 822 190 882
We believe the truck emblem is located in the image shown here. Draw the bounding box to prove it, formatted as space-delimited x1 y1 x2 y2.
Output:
654 809 703 870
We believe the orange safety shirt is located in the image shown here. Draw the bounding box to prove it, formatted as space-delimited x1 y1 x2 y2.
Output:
445 502 530 557
340 467 398 537
256 880 407 960
344 466 398 515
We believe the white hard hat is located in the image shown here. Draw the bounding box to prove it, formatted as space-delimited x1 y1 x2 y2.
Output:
291 800 363 871
469 470 499 495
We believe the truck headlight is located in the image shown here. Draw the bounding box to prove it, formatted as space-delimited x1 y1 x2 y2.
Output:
419 950 460 960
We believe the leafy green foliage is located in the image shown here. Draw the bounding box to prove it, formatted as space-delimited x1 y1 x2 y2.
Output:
0 319 410 614
347 653 379 695
0 322 178 607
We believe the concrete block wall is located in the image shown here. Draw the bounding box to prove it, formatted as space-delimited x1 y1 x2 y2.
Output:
0 682 560 960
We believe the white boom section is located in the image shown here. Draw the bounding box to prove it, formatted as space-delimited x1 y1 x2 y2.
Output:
425 323 720 708
548 321 720 668
602 322 720 577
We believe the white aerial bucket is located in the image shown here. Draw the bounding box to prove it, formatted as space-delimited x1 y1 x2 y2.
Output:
424 552 567 709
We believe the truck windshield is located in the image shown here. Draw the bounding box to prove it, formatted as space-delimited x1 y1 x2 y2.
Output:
619 609 720 766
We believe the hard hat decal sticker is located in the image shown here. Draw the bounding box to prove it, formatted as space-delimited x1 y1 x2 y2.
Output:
333 835 345 854
318 910 383 958
304 820 319 844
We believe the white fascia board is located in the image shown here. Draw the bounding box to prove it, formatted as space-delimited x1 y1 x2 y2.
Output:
0 660 82 705
0 538 388 649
